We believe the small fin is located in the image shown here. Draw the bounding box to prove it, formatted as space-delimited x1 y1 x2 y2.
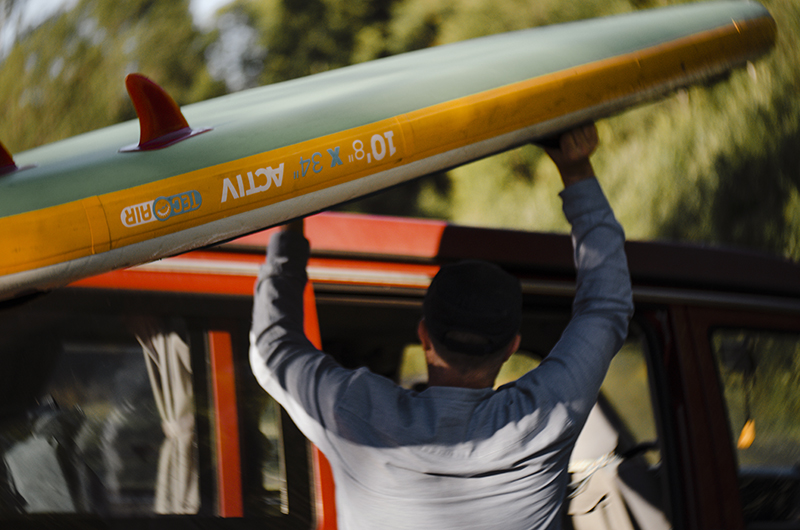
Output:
1 140 18 176
120 73 211 152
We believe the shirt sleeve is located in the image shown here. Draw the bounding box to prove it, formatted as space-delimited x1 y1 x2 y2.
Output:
249 229 356 451
517 177 634 432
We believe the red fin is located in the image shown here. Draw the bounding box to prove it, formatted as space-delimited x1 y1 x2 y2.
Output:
1 140 18 176
122 73 210 151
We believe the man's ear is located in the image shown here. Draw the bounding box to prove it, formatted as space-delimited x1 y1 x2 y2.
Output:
418 320 432 351
503 334 522 363
418 320 441 367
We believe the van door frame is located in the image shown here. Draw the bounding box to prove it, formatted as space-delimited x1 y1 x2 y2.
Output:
668 303 800 530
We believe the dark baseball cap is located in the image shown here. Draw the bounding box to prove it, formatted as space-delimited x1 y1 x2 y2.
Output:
423 260 522 356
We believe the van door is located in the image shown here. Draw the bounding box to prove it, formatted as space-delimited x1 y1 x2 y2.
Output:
681 306 800 529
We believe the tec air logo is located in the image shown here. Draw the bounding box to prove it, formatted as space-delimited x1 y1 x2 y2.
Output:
121 190 202 228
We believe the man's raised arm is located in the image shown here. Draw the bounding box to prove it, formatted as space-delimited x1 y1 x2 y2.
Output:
529 123 634 425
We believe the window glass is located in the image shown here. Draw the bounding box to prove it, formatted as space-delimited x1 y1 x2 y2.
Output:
712 329 800 523
0 289 314 525
0 305 199 516
329 297 670 529
239 362 312 523
601 332 658 449
398 344 427 390
398 345 539 390
495 353 540 387
257 394 287 513
236 321 310 522
569 327 670 530
400 324 660 451
398 322 660 450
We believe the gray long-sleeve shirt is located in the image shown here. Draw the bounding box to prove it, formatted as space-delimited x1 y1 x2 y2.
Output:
250 178 633 529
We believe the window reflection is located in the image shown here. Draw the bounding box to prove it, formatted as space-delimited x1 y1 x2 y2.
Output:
396 320 671 529
0 315 199 516
713 329 800 523
240 387 288 516
259 396 286 511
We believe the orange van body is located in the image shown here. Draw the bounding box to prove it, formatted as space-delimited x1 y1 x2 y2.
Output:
1 211 798 529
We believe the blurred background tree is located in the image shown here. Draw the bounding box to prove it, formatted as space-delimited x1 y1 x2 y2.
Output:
0 0 797 260
0 0 225 151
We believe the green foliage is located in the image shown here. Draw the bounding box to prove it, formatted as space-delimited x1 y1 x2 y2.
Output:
405 0 800 261
591 0 800 260
714 330 800 468
0 0 225 153
224 0 400 85
385 0 633 52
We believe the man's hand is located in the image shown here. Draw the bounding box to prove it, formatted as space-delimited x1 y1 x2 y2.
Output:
281 218 305 235
544 123 598 188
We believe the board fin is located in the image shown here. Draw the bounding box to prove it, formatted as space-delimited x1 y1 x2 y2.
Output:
120 73 211 152
1 140 18 176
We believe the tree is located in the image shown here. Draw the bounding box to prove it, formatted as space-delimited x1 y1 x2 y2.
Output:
379 0 800 261
598 0 800 260
219 0 399 86
0 0 225 153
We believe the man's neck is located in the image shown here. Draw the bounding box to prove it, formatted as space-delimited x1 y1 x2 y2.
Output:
426 365 495 389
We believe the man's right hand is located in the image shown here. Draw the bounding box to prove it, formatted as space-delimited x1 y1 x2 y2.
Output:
281 218 305 235
543 123 598 188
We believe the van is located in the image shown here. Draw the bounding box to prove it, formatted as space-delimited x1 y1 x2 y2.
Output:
1 211 798 529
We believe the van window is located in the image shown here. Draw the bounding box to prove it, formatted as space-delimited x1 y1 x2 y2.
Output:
601 328 659 457
219 318 314 524
0 289 313 526
712 329 800 524
0 308 198 516
389 305 672 530
238 383 290 515
569 323 671 530
400 323 663 465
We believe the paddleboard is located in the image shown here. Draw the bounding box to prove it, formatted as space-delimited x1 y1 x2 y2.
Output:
0 1 776 301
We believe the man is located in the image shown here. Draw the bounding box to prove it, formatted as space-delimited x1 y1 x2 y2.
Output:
250 123 633 529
